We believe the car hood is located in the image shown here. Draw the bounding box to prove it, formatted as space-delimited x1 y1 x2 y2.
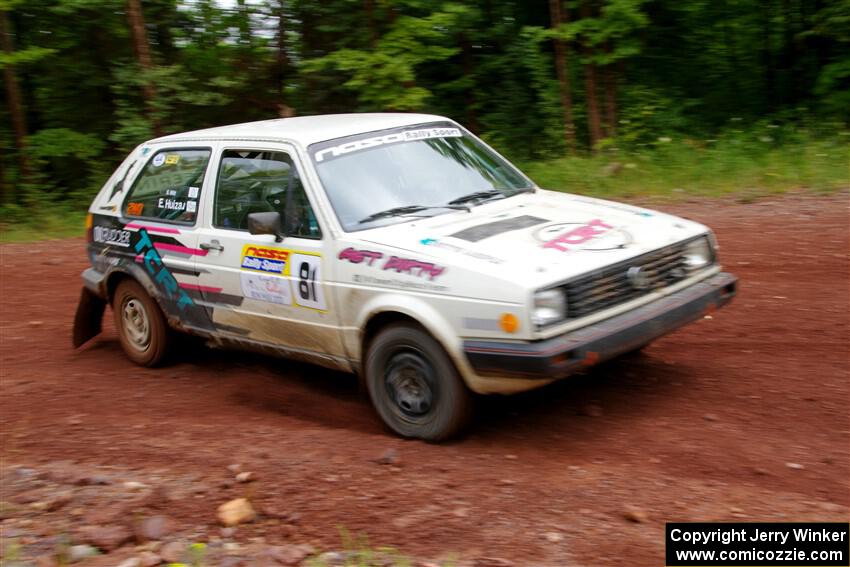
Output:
355 189 710 289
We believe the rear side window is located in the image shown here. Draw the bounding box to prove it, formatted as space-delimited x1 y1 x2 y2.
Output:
123 148 211 224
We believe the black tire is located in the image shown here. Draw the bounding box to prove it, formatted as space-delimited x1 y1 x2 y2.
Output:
365 323 473 441
112 279 172 367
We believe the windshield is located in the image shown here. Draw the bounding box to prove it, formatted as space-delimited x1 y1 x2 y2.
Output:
309 122 533 231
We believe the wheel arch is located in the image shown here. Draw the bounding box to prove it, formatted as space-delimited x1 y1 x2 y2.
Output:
355 295 475 387
104 265 159 304
362 311 423 358
102 266 188 333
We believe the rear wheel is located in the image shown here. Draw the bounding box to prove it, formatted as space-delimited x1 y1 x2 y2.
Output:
113 279 172 366
365 323 473 441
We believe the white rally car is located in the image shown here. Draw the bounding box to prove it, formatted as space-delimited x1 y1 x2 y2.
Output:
74 113 737 440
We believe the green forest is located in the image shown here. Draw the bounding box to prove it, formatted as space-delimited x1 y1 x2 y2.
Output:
1 0 848 237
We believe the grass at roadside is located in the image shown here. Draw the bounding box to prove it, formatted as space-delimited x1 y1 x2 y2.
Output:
0 207 87 243
520 134 849 200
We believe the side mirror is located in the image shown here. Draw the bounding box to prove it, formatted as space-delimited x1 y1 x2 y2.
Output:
247 212 284 242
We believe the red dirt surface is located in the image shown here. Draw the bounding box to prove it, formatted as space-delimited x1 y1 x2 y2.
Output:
1 193 848 566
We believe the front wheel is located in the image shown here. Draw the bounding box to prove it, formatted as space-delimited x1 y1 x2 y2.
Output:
365 323 473 441
112 279 172 367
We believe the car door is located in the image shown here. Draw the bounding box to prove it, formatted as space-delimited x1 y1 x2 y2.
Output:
192 142 347 366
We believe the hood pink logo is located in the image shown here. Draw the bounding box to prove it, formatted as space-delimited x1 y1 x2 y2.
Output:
537 219 631 252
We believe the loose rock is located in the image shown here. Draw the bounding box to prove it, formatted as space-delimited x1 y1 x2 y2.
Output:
235 471 255 483
138 551 162 566
375 448 400 466
77 475 112 486
264 543 316 565
135 515 175 542
46 491 73 512
76 524 133 551
218 498 256 526
159 541 186 563
13 467 38 479
221 527 236 538
67 544 99 563
140 486 173 510
315 551 346 565
623 506 648 523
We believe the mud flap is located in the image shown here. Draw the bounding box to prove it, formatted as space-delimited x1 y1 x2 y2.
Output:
72 287 107 348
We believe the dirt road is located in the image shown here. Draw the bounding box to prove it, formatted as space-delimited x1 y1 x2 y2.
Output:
1 193 848 566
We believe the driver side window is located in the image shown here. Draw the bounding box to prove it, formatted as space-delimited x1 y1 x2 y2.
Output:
213 149 321 239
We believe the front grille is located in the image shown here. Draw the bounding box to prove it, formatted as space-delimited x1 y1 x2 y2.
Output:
562 240 693 319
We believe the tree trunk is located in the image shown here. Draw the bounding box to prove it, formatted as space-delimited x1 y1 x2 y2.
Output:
364 0 377 48
460 34 479 133
719 0 740 107
126 0 161 137
781 0 797 104
236 0 251 47
276 3 289 91
584 63 603 148
762 0 775 110
581 1 602 149
0 9 29 192
275 3 294 117
0 146 7 204
549 0 576 154
602 54 617 137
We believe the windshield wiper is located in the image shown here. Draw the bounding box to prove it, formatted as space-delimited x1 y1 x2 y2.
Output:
448 187 536 206
358 204 469 225
447 190 505 206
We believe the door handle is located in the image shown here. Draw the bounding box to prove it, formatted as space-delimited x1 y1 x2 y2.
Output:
200 240 224 252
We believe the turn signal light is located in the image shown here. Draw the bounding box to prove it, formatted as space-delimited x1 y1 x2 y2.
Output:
499 313 519 333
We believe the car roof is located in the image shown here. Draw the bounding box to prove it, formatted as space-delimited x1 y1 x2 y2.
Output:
149 113 450 147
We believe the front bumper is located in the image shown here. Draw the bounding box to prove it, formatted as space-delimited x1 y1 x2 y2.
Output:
464 272 737 380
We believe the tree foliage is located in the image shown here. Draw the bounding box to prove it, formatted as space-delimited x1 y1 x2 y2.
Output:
1 0 848 205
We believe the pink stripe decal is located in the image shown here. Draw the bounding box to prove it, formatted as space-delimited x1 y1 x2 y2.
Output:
134 254 143 263
154 242 208 256
125 223 181 234
178 282 223 293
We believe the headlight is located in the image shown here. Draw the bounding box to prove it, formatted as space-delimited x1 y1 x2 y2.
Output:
684 236 713 270
533 288 567 327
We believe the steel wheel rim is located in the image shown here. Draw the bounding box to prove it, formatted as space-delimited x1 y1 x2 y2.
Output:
122 298 151 352
384 350 435 419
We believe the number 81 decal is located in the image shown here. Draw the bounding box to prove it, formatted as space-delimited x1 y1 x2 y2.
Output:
291 253 326 310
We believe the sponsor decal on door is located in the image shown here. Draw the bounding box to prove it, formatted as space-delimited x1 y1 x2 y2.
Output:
239 244 326 310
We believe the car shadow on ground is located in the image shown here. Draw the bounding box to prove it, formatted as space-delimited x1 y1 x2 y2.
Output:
74 334 697 443
470 351 696 445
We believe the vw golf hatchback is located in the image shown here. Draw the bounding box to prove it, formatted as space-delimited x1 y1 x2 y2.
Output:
74 113 737 440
